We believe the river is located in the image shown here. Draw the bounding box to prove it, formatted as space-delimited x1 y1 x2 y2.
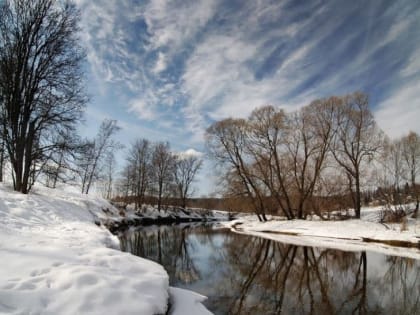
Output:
119 223 420 315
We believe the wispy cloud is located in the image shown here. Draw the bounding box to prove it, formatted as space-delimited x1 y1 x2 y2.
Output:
375 80 420 139
152 52 167 74
76 0 420 170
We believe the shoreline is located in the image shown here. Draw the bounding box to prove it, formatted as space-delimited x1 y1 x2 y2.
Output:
0 184 212 315
222 217 420 260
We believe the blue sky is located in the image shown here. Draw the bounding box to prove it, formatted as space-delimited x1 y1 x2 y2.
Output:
74 0 420 196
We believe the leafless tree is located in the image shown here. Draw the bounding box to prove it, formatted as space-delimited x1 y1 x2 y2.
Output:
151 141 175 211
377 137 406 209
331 92 383 218
127 138 152 209
245 106 291 219
118 162 135 199
207 100 336 220
173 153 203 209
0 0 86 193
206 118 268 221
102 151 116 199
43 131 84 188
400 131 420 212
79 119 121 194
248 101 336 219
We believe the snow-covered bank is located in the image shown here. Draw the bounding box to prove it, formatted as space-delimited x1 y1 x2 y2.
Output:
169 287 212 315
0 184 211 314
223 212 420 260
105 203 234 234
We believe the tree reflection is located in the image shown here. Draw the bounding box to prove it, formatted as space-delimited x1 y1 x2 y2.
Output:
119 224 200 284
381 256 420 315
120 226 420 315
214 233 418 315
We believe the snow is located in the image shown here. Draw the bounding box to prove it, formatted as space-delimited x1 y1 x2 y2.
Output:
4 178 418 314
169 287 212 315
105 203 233 233
222 212 420 260
123 203 231 221
0 183 212 315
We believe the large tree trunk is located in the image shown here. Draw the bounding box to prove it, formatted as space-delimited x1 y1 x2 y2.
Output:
0 139 4 182
21 123 36 194
13 155 24 193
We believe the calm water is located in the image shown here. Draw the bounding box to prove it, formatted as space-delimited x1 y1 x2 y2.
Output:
119 224 420 315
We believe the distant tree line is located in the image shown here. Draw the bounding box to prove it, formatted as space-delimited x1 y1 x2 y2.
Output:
206 92 420 221
116 139 203 211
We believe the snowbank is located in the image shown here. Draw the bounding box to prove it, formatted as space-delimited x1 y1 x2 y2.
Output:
223 213 420 260
0 184 211 314
169 287 212 315
106 203 234 233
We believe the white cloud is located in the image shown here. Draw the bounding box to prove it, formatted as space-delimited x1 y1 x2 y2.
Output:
177 148 203 158
76 0 420 154
375 80 420 139
180 5 331 127
128 98 157 121
153 52 167 74
401 47 420 78
144 0 217 51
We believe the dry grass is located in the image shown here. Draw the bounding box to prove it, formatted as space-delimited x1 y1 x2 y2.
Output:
379 208 406 223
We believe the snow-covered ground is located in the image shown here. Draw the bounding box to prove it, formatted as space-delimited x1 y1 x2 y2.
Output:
222 209 420 260
104 203 232 233
0 183 210 314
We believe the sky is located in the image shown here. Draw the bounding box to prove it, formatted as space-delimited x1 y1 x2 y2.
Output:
74 0 420 196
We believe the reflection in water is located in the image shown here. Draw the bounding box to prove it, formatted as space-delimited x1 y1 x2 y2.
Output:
119 225 420 315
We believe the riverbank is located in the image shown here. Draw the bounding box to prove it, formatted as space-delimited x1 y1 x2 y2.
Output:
104 203 234 234
222 212 420 259
0 183 210 314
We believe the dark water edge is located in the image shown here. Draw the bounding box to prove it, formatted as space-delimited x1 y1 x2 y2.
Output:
105 209 235 234
119 224 420 315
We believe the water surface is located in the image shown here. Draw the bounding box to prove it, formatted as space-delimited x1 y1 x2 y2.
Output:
119 224 420 315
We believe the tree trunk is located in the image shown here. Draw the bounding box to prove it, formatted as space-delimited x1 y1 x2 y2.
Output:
157 180 163 211
0 139 4 182
52 150 64 189
13 138 25 192
261 213 268 221
21 126 35 194
355 172 361 219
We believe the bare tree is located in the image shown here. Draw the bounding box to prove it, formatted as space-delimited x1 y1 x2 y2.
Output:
151 142 175 211
401 131 420 212
206 93 386 220
127 138 152 209
245 106 292 219
375 137 408 216
331 92 383 218
286 99 335 218
173 153 203 209
0 0 86 193
80 119 121 194
246 100 335 220
206 118 268 221
43 131 84 188
118 162 135 199
103 151 116 199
